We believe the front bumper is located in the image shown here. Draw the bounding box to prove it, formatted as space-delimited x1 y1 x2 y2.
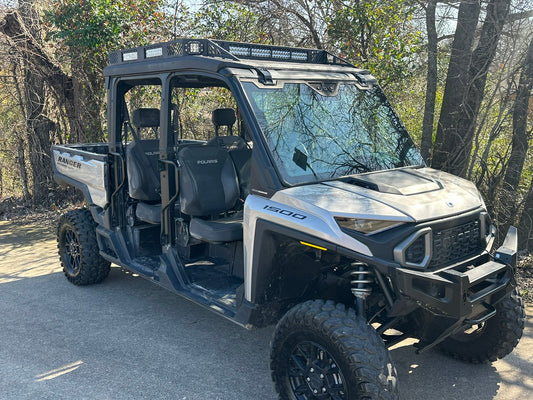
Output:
394 226 517 321
391 226 518 353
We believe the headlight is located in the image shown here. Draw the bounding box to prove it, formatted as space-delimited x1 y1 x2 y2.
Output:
334 217 404 235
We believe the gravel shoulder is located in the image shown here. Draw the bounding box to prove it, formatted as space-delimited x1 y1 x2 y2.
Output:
0 220 532 400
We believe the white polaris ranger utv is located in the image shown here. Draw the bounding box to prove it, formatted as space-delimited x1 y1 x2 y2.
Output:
52 39 524 400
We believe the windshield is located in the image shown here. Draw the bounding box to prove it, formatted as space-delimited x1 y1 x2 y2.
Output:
243 81 424 185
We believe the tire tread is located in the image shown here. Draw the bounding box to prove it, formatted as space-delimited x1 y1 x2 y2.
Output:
57 208 110 285
271 300 399 400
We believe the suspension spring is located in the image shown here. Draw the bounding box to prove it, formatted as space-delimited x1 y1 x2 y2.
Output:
349 262 374 300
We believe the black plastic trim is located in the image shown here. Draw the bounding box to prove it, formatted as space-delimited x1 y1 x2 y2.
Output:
250 219 339 303
341 208 486 267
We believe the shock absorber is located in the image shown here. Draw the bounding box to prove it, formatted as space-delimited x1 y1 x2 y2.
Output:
349 262 374 316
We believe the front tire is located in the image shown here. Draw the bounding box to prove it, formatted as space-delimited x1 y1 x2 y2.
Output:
438 290 525 363
57 209 110 285
271 300 399 400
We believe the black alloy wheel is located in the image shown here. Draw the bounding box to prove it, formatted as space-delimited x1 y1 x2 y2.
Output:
287 340 347 399
62 228 82 277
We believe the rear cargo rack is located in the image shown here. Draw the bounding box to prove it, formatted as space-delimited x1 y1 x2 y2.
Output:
108 38 355 68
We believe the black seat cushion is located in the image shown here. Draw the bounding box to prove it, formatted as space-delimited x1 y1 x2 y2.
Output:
135 202 161 224
178 144 239 216
126 139 160 201
207 136 252 198
189 213 243 243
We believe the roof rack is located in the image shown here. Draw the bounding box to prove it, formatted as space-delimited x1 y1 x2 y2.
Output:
108 38 355 68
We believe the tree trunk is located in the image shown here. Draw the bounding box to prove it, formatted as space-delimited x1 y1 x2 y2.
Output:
504 37 533 245
18 0 51 204
431 0 481 173
71 61 104 142
432 0 511 177
453 0 511 177
420 0 438 164
502 37 533 193
519 176 533 250
16 138 31 200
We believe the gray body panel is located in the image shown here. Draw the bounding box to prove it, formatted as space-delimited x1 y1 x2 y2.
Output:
324 168 482 222
52 146 109 208
243 167 484 302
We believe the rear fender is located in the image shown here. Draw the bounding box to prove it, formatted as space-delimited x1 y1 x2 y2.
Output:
52 146 109 208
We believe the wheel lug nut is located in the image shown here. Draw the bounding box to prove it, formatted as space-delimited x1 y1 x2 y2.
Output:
313 389 318 394
322 387 327 393
306 377 311 382
310 368 314 373
320 374 324 379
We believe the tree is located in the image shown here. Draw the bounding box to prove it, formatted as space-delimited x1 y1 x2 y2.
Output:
432 0 511 177
503 37 533 194
327 0 422 87
420 0 437 163
181 1 266 42
45 0 169 142
507 36 533 247
0 0 169 201
232 0 334 48
0 1 56 204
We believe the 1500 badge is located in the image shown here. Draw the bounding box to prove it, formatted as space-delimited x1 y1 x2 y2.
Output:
263 205 307 220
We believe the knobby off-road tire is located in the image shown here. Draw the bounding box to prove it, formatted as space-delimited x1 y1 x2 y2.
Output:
271 300 399 400
438 289 525 363
57 208 110 285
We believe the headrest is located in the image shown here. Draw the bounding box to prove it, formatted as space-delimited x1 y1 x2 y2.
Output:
132 108 160 128
212 108 236 127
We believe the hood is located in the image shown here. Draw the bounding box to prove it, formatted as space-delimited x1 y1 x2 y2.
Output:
271 167 483 223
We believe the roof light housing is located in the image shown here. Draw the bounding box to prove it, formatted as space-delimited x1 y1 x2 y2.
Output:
185 41 204 55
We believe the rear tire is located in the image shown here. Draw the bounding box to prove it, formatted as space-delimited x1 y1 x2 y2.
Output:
270 300 399 400
438 290 525 363
57 209 110 285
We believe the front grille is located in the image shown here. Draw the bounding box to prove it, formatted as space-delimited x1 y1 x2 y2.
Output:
430 219 482 268
402 217 484 269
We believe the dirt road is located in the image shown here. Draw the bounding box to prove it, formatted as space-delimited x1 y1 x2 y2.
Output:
0 220 532 399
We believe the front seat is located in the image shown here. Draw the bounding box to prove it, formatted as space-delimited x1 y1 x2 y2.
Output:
177 144 242 242
126 108 161 224
208 108 252 197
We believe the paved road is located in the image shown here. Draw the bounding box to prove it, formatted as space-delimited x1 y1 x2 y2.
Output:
0 220 532 399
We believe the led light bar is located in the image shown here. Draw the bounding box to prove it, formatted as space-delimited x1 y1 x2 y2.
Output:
108 39 357 71
291 52 308 61
228 45 250 57
272 50 291 59
145 47 163 58
251 47 271 58
122 51 138 61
